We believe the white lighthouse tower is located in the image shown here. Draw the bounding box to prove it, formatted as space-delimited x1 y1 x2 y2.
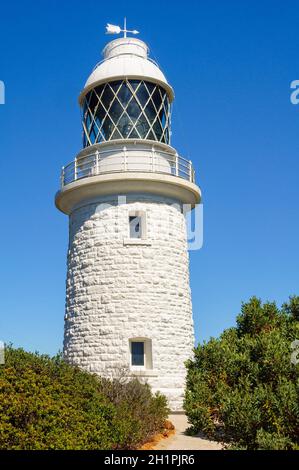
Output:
55 25 201 411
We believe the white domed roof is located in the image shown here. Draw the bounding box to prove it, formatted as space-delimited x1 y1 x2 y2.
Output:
78 37 174 104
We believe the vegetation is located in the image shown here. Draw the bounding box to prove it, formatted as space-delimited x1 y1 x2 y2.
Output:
0 347 168 449
184 296 299 450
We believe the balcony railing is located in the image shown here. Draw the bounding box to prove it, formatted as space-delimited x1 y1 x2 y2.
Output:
61 145 195 188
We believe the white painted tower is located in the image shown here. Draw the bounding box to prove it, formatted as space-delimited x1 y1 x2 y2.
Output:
55 27 201 411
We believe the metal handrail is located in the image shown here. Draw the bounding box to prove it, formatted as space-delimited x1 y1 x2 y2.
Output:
60 146 195 187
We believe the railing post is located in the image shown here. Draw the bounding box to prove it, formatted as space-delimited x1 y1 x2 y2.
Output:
95 150 99 175
175 152 179 177
74 159 77 181
189 160 192 182
123 146 127 171
61 166 65 187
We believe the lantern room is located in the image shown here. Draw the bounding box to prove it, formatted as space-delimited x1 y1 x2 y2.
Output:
78 37 174 147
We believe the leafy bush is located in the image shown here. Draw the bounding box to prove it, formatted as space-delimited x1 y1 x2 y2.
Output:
0 347 168 450
184 296 299 450
97 376 168 449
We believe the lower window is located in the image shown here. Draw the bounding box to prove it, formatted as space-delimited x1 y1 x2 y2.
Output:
131 341 145 366
129 338 153 370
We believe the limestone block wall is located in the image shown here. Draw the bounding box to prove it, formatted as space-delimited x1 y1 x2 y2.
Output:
63 193 195 411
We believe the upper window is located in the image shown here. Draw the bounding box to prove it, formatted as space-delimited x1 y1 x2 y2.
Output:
82 79 170 147
128 211 146 239
129 215 142 239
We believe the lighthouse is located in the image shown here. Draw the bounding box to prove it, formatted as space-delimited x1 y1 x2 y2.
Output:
55 25 201 411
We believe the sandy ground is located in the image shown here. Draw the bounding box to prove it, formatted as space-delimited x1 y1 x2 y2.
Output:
154 414 223 450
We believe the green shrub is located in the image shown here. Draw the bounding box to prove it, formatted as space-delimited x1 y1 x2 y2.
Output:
98 377 168 449
0 347 168 450
184 296 299 450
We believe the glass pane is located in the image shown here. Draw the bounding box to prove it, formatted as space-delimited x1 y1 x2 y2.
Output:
129 216 141 238
86 89 97 109
89 123 97 144
117 82 132 106
146 130 155 140
144 82 155 95
127 129 139 139
144 100 156 121
99 84 113 110
127 97 141 120
136 82 150 107
118 114 133 138
135 118 150 138
164 98 169 115
153 121 163 141
84 111 91 129
109 80 123 95
131 342 144 366
93 84 105 103
110 128 122 140
101 115 114 140
160 111 166 128
163 128 169 144
130 79 141 90
109 99 123 122
151 87 162 110
95 103 106 123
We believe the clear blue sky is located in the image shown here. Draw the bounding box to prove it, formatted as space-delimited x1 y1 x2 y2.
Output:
0 0 298 355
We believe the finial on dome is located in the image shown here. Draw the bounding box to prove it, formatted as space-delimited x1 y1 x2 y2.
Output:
105 18 139 38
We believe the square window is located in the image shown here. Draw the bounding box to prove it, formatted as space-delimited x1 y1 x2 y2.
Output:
131 341 144 366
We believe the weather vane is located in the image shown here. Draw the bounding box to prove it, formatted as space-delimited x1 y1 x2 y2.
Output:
105 18 139 38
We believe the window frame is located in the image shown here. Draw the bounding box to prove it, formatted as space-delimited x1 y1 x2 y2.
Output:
128 210 146 240
129 215 142 239
129 338 153 371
